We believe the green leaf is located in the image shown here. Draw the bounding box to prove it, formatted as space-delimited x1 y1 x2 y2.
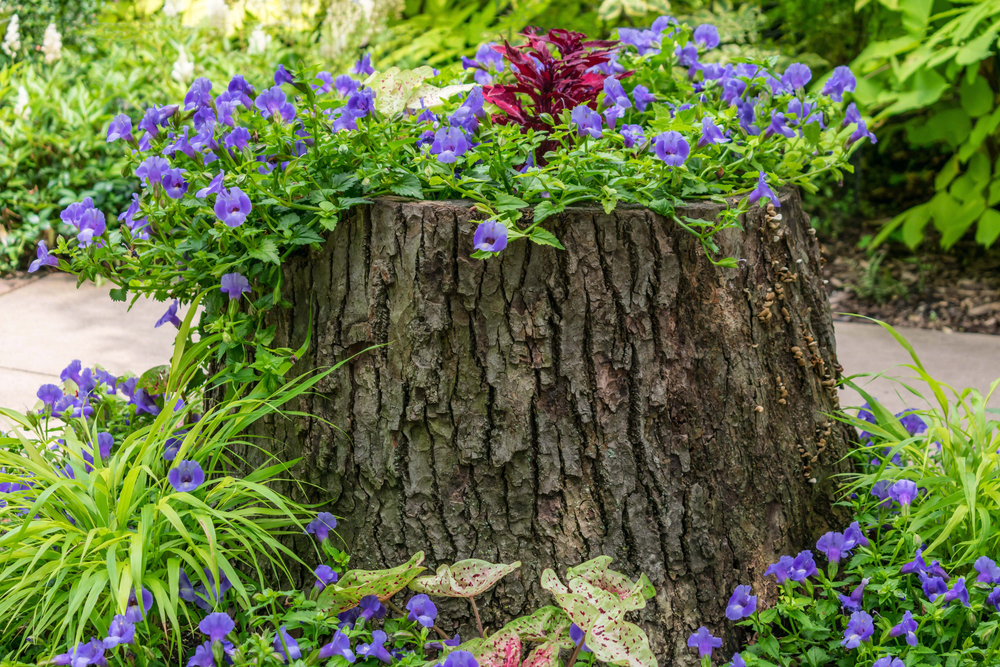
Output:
585 615 657 667
956 26 999 66
500 606 573 647
959 76 995 118
529 228 565 250
109 288 127 302
493 193 529 212
532 200 564 224
976 208 1000 247
389 173 423 199
409 558 521 598
248 238 281 265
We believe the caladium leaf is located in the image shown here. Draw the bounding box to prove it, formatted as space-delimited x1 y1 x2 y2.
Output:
500 606 573 647
522 642 561 667
466 630 521 667
566 556 653 612
316 552 425 613
540 569 602 628
409 559 521 598
407 83 477 110
364 67 437 117
584 614 656 667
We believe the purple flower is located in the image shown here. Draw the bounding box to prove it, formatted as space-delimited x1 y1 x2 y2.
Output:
185 78 214 110
697 116 727 148
192 568 232 611
693 24 720 49
168 460 205 493
747 172 780 208
764 111 795 139
736 98 759 135
687 627 722 658
139 106 163 137
838 578 869 612
781 63 812 91
449 87 484 133
407 593 437 628
161 168 188 199
315 565 338 591
125 587 153 623
943 577 969 607
335 75 359 98
725 585 757 620
118 193 149 240
730 654 747 667
843 521 869 550
789 550 817 581
37 383 63 407
571 105 603 139
305 512 338 541
841 611 874 649
617 28 661 57
444 650 478 667
976 557 1000 584
764 74 790 95
353 53 375 76
219 272 252 301
359 594 387 622
54 639 105 667
199 612 235 643
920 573 949 601
848 120 878 146
164 430 187 461
631 84 656 112
873 658 905 667
889 480 918 506
213 187 251 227
224 127 251 152
889 610 918 646
896 409 927 436
652 131 689 167
77 208 107 248
107 114 133 143
988 586 1000 612
196 170 225 199
320 630 356 662
473 220 508 253
274 64 294 86
188 642 214 667
102 615 135 649
358 630 392 663
570 623 590 653
136 156 170 187
871 479 893 507
28 241 58 273
602 76 632 125
822 66 857 101
254 86 296 123
346 87 376 120
764 555 793 583
674 42 699 69
817 531 849 563
313 71 334 94
273 626 301 661
721 78 746 106
462 43 505 85
620 124 644 148
429 127 469 163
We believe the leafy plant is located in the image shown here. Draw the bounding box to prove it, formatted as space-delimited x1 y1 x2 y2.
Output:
0 295 356 657
855 0 1000 250
48 16 870 378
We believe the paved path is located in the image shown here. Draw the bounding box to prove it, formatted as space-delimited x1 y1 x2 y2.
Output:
1 274 999 415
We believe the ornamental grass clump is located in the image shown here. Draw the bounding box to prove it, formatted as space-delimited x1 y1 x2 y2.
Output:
40 15 873 379
691 323 1000 667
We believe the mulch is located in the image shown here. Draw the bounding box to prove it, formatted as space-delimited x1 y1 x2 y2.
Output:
820 234 1000 335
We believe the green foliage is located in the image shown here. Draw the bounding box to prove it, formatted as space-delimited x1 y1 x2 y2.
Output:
0 299 362 657
855 0 1000 250
841 320 1000 564
0 0 102 58
0 17 339 273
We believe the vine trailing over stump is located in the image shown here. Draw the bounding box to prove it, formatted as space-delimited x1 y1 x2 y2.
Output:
42 16 873 378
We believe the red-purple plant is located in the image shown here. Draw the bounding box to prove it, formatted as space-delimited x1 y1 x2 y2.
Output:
483 28 630 162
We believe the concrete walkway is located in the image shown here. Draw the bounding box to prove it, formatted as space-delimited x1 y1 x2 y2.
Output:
1 274 999 414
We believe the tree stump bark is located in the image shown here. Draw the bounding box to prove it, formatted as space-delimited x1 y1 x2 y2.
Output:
253 189 853 665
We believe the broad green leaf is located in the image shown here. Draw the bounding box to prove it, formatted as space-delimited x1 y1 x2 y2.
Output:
976 208 1000 247
409 559 521 598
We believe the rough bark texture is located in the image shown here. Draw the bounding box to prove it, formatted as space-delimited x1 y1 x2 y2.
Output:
251 190 853 665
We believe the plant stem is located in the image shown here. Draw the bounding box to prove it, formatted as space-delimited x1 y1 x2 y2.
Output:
469 596 485 638
565 642 583 667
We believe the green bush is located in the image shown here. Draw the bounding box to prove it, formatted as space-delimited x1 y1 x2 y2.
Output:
853 0 1000 250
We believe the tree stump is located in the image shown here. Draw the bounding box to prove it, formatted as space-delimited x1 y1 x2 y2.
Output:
253 189 852 665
